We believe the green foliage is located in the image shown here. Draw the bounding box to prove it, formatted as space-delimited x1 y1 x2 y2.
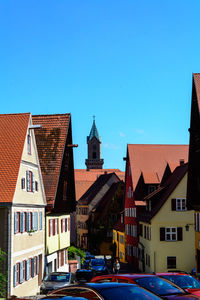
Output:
68 246 85 264
0 248 7 298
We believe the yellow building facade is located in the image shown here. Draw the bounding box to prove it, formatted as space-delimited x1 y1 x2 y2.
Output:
139 172 195 273
113 229 126 263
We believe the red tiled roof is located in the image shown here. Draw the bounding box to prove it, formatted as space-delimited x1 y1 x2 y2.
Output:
0 113 31 203
128 144 189 190
75 169 124 200
142 171 160 184
193 73 200 109
32 114 71 208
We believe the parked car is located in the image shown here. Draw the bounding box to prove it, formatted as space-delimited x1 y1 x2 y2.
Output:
157 272 200 296
89 258 108 275
90 274 200 299
40 272 76 294
42 282 163 299
75 269 96 283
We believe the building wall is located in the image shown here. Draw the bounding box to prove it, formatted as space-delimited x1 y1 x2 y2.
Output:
139 174 195 273
113 230 126 263
10 123 46 297
124 159 138 267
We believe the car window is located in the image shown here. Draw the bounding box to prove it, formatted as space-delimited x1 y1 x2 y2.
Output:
45 274 70 282
114 278 131 283
161 275 200 289
99 285 162 300
93 277 113 283
134 277 184 296
49 287 102 299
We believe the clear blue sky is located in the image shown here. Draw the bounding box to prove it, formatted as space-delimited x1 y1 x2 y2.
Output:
1 0 200 171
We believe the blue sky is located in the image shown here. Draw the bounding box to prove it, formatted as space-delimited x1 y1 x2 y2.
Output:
1 0 200 171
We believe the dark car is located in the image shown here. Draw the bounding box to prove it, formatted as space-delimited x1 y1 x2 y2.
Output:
40 272 76 294
89 258 108 275
75 269 95 283
91 273 200 299
42 282 163 299
157 272 200 297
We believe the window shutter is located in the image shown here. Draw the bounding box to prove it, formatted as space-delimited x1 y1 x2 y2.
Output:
26 259 30 280
177 227 183 241
20 212 23 233
39 212 42 230
49 219 51 237
26 171 29 192
31 258 35 277
68 218 70 231
57 218 59 234
32 173 35 192
61 219 63 233
171 198 176 211
37 256 39 275
20 262 23 283
160 227 165 241
13 264 17 287
53 219 56 235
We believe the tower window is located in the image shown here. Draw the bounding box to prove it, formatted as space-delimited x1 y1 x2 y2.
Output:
92 152 97 159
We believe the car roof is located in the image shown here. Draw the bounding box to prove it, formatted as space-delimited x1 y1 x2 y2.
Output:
92 273 157 281
156 272 188 276
47 272 70 275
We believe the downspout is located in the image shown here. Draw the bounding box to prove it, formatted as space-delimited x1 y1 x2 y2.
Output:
154 251 156 273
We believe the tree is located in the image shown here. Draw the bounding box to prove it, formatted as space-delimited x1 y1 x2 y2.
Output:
68 246 85 264
0 248 7 298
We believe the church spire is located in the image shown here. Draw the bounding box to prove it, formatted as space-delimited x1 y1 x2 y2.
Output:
85 117 104 170
87 116 100 142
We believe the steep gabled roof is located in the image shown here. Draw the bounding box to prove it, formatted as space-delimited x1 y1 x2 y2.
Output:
93 181 123 221
32 114 71 208
78 173 117 205
75 169 125 200
139 163 188 223
0 113 30 203
127 144 189 190
193 73 200 110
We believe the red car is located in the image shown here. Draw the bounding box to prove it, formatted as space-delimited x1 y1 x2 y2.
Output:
90 273 200 299
157 273 200 297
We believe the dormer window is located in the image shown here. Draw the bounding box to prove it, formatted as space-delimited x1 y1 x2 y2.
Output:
27 134 31 155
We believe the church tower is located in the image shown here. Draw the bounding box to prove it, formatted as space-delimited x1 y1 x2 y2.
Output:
85 117 104 170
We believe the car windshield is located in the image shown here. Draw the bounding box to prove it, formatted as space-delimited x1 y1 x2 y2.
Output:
99 285 162 300
44 274 70 282
91 259 105 266
161 275 200 289
134 276 184 296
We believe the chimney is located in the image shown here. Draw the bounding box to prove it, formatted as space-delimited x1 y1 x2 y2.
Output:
179 159 185 166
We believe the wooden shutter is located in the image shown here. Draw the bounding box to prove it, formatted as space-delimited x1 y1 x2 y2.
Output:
32 172 35 192
26 170 30 192
61 219 63 233
13 264 17 287
160 227 165 241
31 258 35 277
68 218 70 231
37 256 39 275
49 219 51 237
171 198 176 211
57 218 59 234
177 227 183 241
53 219 56 235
